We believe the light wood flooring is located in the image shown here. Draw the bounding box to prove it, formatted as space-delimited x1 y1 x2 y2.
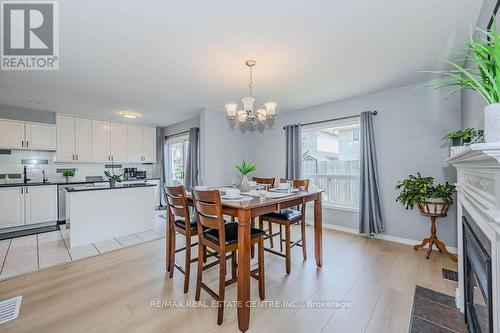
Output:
0 225 457 333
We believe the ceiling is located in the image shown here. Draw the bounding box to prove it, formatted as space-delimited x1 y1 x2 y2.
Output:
0 0 483 126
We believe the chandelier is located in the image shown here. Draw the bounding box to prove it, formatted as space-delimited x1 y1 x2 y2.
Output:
225 60 277 125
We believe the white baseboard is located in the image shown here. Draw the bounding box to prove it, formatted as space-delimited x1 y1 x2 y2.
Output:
318 222 458 254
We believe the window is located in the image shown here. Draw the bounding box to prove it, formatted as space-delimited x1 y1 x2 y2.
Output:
302 117 360 209
165 134 189 185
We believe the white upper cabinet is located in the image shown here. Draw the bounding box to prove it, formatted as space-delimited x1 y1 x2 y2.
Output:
110 122 127 162
0 187 24 227
0 119 26 149
74 117 92 161
127 125 143 163
56 114 76 161
25 123 56 151
55 114 156 163
142 126 157 163
91 120 111 162
25 185 57 225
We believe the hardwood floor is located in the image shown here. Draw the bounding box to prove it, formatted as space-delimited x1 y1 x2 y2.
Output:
0 226 457 333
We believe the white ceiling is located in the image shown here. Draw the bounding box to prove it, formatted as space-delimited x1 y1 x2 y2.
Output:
0 0 483 126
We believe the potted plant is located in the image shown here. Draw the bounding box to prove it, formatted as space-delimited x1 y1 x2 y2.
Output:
235 159 257 192
104 170 123 187
443 128 475 146
63 170 75 183
395 173 456 215
424 17 500 142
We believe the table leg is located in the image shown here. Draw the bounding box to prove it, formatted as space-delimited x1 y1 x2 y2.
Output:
237 209 251 332
166 208 174 271
314 196 323 267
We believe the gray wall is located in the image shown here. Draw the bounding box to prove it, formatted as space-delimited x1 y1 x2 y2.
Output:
461 0 498 128
162 116 200 137
0 103 55 124
252 83 460 247
200 108 255 187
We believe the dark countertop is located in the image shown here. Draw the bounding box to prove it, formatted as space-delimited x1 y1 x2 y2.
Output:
0 178 160 188
66 183 157 193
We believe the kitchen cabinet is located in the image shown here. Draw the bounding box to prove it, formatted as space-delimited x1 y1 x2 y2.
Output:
75 117 92 161
25 185 57 225
0 185 57 229
91 120 111 162
142 126 157 163
56 115 93 162
110 122 127 162
126 125 143 163
0 187 24 227
0 119 25 149
25 123 56 151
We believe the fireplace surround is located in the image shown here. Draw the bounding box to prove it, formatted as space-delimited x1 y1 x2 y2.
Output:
447 143 500 333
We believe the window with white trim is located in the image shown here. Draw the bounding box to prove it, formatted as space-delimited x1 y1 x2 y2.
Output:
301 117 360 209
165 134 189 185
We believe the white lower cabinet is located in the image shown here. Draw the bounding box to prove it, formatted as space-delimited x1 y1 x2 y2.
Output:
0 187 24 227
0 185 57 229
25 185 58 225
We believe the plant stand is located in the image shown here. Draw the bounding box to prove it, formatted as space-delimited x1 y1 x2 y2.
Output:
413 201 457 262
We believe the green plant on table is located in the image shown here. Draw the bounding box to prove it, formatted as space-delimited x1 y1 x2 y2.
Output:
63 170 75 178
395 173 456 209
104 170 123 183
235 159 257 175
442 128 475 143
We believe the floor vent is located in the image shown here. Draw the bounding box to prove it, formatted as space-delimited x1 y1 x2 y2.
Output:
442 268 458 282
0 296 22 324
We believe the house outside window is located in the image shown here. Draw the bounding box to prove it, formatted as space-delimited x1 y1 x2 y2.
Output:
301 117 360 210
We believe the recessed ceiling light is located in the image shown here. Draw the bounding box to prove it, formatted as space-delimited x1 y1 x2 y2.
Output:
29 99 42 105
121 112 138 119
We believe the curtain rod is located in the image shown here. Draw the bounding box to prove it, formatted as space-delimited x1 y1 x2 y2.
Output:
166 129 190 139
282 111 377 130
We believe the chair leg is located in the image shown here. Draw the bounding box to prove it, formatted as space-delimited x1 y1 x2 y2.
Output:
251 218 256 259
300 217 307 260
268 221 274 248
183 235 191 293
195 243 203 301
169 231 176 278
285 225 291 274
202 245 207 263
279 224 283 252
258 239 265 300
231 250 237 279
217 252 226 325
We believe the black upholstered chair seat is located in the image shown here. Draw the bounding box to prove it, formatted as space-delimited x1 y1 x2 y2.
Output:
203 223 265 245
262 208 302 222
174 215 197 230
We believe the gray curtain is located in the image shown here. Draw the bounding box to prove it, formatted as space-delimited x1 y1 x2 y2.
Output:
184 127 200 190
359 111 384 235
285 124 302 179
159 129 166 207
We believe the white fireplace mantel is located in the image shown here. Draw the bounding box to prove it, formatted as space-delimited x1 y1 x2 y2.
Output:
447 143 500 332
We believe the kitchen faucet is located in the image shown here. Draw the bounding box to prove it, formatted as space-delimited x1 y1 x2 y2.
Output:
23 166 31 183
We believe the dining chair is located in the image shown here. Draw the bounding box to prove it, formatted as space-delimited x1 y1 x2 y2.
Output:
259 178 309 274
164 185 201 293
192 189 266 325
252 176 276 249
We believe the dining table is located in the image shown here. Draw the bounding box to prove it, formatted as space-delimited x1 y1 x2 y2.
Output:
165 187 324 332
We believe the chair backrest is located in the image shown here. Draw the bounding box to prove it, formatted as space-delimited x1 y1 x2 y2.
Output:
192 189 226 244
252 177 275 187
164 185 190 221
280 178 310 190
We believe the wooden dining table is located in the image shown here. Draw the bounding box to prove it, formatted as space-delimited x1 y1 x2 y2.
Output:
165 188 324 332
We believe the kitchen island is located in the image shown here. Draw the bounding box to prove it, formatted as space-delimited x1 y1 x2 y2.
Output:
65 183 157 247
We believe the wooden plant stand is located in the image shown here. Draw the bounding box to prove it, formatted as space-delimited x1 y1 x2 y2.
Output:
413 201 457 262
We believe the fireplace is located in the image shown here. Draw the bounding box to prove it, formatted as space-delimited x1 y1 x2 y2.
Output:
463 213 493 333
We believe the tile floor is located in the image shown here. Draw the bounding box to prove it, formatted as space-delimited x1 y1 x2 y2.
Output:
0 211 166 280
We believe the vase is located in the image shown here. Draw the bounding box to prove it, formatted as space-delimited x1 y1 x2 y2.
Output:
239 174 252 192
484 104 500 142
65 176 70 183
109 179 116 187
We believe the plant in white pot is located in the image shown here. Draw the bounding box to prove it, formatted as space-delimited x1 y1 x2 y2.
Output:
235 159 257 192
395 173 456 215
424 17 500 142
